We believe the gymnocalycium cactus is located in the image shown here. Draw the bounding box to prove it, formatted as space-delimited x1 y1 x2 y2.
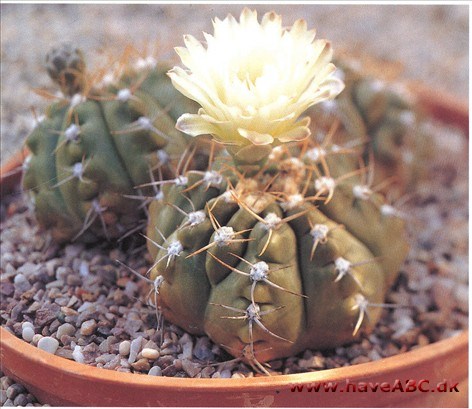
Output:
145 9 409 370
22 43 204 243
309 57 433 193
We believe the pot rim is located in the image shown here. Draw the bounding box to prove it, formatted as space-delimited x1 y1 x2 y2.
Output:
0 327 468 390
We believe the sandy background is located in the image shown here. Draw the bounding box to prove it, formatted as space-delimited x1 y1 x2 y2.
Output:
1 3 469 162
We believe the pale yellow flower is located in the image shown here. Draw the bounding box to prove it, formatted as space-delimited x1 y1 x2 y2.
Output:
168 8 344 146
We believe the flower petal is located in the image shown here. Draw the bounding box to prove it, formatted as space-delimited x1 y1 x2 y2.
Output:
277 117 311 143
238 128 274 145
175 113 217 137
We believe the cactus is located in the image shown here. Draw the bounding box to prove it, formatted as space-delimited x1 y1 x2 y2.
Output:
309 57 433 192
142 9 410 369
22 43 204 243
145 135 409 366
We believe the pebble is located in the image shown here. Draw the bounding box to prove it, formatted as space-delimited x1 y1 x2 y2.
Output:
80 319 97 336
298 355 325 369
119 340 131 356
220 369 232 379
21 326 35 342
17 262 39 277
56 323 75 339
181 359 200 378
21 321 34 330
128 336 143 364
0 389 6 405
31 334 43 345
6 384 25 400
131 358 150 372
79 260 89 277
141 348 160 360
13 394 28 406
37 336 59 354
181 341 193 360
72 345 85 363
148 366 162 376
0 376 13 390
13 273 32 292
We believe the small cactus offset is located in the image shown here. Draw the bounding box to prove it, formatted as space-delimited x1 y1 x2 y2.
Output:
22 43 203 243
144 9 409 369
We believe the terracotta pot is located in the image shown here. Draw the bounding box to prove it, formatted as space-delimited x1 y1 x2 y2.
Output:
0 86 468 407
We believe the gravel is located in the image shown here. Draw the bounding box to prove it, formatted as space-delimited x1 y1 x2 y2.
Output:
0 373 46 407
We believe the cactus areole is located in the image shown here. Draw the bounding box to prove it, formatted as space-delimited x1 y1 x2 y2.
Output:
146 9 409 367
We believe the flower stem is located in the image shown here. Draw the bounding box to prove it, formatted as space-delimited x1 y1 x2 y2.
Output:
226 144 273 175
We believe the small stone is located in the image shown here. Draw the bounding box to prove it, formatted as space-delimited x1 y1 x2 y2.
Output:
79 260 89 277
298 355 325 369
31 334 43 345
200 366 215 378
173 359 182 371
22 326 35 342
18 262 40 277
181 342 193 360
13 394 28 406
350 355 371 365
25 393 35 404
13 273 32 292
66 275 82 286
96 354 117 364
417 334 430 347
181 359 200 378
194 337 214 361
124 281 138 298
6 384 25 400
56 348 74 360
80 319 97 336
220 369 232 378
161 365 177 377
35 304 60 327
56 323 75 340
72 345 85 363
60 306 78 316
368 349 382 361
0 390 6 405
21 321 34 330
131 358 150 372
128 336 143 364
141 348 160 360
119 340 131 356
1 376 13 390
0 282 14 297
103 355 121 370
148 366 162 376
454 284 468 313
37 336 59 354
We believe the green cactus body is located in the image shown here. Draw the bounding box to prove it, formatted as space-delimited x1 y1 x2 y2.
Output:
146 134 409 364
309 58 433 192
23 45 202 243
